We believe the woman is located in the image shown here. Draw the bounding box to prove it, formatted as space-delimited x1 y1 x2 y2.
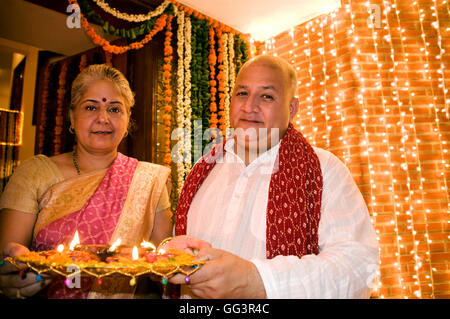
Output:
0 64 172 298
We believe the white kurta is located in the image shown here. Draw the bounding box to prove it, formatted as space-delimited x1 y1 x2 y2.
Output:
185 138 379 299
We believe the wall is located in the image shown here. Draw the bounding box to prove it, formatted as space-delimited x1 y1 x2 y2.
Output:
0 0 103 56
0 37 39 163
0 50 13 108
263 0 449 298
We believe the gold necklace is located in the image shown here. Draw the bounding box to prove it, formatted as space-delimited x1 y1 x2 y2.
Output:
72 150 81 175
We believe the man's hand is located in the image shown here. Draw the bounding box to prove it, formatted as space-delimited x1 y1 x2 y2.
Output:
169 247 267 299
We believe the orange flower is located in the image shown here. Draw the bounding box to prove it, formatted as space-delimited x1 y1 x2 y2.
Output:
76 0 168 55
208 27 219 130
162 15 174 167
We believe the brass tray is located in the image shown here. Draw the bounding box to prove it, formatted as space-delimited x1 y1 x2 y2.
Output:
5 248 204 283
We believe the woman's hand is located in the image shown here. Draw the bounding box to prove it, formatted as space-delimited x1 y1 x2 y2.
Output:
0 242 51 299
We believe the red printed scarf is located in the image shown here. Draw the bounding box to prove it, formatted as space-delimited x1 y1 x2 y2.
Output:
175 124 323 259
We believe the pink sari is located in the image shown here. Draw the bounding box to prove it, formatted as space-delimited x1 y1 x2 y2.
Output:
30 153 170 299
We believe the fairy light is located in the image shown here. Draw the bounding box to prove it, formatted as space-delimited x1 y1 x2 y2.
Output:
286 29 302 135
342 2 384 293
364 1 406 298
387 1 428 298
289 25 308 140
431 0 449 119
353 0 406 299
263 0 448 298
330 9 351 164
318 17 331 149
304 21 316 145
410 0 450 298
0 108 23 146
308 20 321 146
386 0 429 298
269 37 276 53
428 0 450 206
347 3 391 299
368 0 426 298
414 0 450 207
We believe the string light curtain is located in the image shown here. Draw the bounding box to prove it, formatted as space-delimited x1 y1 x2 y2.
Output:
262 0 449 298
0 109 22 193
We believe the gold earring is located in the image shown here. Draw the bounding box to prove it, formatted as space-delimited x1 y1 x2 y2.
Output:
69 126 75 134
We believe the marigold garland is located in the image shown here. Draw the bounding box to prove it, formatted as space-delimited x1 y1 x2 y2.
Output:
78 0 170 42
175 9 185 197
53 62 68 155
228 34 236 108
221 32 230 135
162 15 174 167
70 0 169 55
183 16 192 172
169 0 238 35
216 29 227 135
37 64 51 154
208 27 218 129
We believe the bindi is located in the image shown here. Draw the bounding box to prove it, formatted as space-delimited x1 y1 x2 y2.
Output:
102 98 107 102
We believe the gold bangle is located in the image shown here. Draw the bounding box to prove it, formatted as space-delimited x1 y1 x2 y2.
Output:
156 237 173 251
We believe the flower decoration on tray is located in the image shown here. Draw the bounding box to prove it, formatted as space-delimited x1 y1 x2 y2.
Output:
4 231 204 287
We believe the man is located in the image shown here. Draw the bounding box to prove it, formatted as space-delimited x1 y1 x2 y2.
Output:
167 55 379 299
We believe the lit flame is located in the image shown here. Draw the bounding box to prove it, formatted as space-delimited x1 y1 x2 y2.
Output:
109 238 121 252
140 240 156 251
56 244 64 253
132 246 139 260
69 231 80 250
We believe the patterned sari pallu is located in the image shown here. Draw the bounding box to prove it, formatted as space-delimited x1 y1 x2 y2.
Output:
175 124 324 259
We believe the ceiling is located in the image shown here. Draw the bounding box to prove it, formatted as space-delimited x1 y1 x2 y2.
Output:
178 0 341 41
0 0 342 57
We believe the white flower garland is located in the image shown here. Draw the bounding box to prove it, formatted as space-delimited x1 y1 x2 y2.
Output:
221 33 230 131
228 33 236 95
227 33 236 138
92 0 170 22
178 15 192 194
175 9 185 197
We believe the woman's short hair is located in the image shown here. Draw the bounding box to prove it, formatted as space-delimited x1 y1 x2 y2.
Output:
70 64 135 115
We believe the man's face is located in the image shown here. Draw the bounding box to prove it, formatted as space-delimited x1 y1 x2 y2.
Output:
230 63 296 151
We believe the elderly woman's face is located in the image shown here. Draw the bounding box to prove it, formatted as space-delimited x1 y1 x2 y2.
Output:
70 80 129 154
